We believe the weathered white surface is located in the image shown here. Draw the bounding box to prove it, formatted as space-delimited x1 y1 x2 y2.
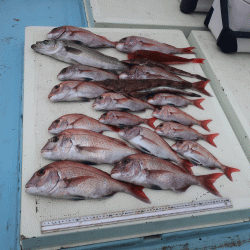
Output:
188 31 250 161
21 27 250 249
84 0 208 36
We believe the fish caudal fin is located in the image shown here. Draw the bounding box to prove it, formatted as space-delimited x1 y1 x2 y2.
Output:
191 58 205 64
146 117 157 129
181 159 194 175
193 98 205 110
181 47 195 54
197 173 223 197
200 119 212 132
222 166 240 181
203 133 219 147
127 184 151 204
192 80 211 96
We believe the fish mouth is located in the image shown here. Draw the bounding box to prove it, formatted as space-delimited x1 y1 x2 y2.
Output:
115 43 124 52
119 73 129 80
147 99 154 104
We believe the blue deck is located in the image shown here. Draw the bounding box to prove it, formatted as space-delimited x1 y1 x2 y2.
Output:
1 0 250 249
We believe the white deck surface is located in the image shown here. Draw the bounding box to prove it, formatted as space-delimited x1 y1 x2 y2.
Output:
21 27 250 249
188 31 250 161
84 0 208 37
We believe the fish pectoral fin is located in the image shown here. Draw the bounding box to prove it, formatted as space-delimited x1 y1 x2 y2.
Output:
174 137 184 141
70 117 84 126
176 185 191 192
189 158 201 166
65 46 83 55
76 145 108 153
63 176 95 188
138 41 156 47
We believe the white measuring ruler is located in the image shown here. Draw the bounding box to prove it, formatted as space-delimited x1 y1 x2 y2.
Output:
41 198 232 234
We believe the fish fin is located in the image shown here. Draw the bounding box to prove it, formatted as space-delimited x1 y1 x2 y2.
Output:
108 125 121 133
222 166 240 181
82 161 97 165
126 184 151 204
119 108 131 112
76 145 108 152
145 117 157 129
181 159 194 174
180 47 195 54
200 119 212 132
193 98 205 110
65 46 82 55
138 41 156 47
112 138 128 146
69 195 86 200
191 58 205 64
192 80 212 96
145 72 165 79
197 173 223 197
138 145 152 154
189 157 202 166
150 185 163 190
203 133 219 147
177 185 191 192
63 176 95 188
80 97 91 102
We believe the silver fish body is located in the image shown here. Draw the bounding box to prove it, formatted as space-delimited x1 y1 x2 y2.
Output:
57 65 118 81
31 40 127 72
48 114 115 134
148 93 204 109
111 154 222 196
153 105 211 131
118 126 193 173
92 92 155 112
99 111 157 129
47 26 116 48
48 81 107 102
155 122 219 147
25 161 150 203
116 36 195 54
172 141 240 181
41 129 139 165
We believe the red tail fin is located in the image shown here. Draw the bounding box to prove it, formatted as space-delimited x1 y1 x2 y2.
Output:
181 159 194 175
146 117 157 129
182 47 195 54
200 119 212 132
197 173 223 197
191 58 205 64
203 133 219 147
192 80 211 96
108 125 121 133
192 98 205 110
222 166 240 181
127 184 151 204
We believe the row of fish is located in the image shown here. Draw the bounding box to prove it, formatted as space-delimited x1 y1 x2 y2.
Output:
26 26 240 205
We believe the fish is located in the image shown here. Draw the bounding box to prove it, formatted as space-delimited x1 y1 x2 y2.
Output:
153 106 212 132
25 161 150 203
48 114 119 134
128 50 204 65
116 36 195 54
118 126 193 174
92 92 155 112
155 122 219 147
99 111 157 129
31 40 127 72
122 58 208 81
48 81 107 102
172 141 240 181
119 65 188 81
57 65 118 81
111 154 223 196
46 26 117 48
41 129 140 165
93 78 211 97
148 93 205 109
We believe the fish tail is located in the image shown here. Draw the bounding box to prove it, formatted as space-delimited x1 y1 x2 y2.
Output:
191 58 205 64
145 117 157 129
108 125 121 133
203 133 219 147
181 159 194 175
197 173 223 197
181 47 195 54
192 80 212 96
193 98 205 110
222 166 240 181
200 119 212 132
127 184 151 204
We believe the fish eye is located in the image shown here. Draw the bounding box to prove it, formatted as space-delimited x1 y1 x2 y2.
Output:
158 123 163 128
122 158 131 164
51 136 59 142
60 68 67 74
54 85 59 89
37 169 46 176
54 119 60 123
